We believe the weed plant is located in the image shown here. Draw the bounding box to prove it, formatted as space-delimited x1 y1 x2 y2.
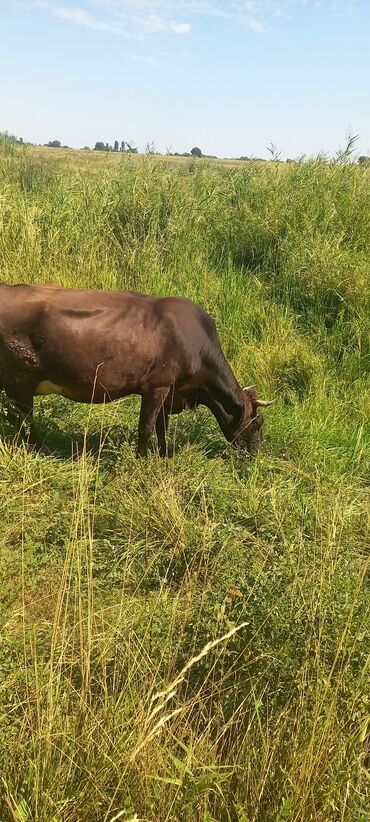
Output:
0 140 369 821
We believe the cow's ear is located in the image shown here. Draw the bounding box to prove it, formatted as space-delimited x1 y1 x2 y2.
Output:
243 386 275 407
243 386 258 404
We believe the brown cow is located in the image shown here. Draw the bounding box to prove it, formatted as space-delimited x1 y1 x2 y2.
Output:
0 283 273 456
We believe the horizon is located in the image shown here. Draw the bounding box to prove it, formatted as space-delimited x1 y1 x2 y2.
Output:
3 132 368 163
1 1 370 160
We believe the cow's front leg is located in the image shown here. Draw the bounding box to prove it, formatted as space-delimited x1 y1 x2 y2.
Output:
155 405 170 457
137 389 169 458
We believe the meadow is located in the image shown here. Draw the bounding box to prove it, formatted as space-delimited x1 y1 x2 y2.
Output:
0 137 369 821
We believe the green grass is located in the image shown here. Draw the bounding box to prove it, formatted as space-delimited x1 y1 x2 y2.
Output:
0 140 369 821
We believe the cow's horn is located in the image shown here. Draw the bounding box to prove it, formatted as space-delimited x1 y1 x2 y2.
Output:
256 398 276 407
243 385 255 391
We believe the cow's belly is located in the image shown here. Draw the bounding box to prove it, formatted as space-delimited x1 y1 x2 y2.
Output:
34 380 119 403
35 380 67 396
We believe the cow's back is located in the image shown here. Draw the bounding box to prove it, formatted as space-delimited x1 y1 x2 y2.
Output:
0 285 216 402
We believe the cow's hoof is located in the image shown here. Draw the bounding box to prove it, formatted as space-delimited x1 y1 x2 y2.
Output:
158 445 174 458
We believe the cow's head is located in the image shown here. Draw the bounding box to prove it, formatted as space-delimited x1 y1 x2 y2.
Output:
234 386 275 456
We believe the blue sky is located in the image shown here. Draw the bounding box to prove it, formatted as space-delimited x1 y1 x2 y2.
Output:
1 0 369 158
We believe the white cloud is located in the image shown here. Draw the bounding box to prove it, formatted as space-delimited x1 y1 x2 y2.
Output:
243 16 265 32
54 5 126 33
92 0 266 30
26 0 192 37
171 21 192 33
139 14 191 33
23 0 358 39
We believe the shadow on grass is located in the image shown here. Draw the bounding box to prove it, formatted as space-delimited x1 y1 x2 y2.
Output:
0 395 258 466
0 413 247 466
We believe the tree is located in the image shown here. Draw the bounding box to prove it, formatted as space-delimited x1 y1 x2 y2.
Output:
191 146 202 157
94 142 105 151
114 140 119 152
46 139 61 148
358 155 370 165
120 140 125 152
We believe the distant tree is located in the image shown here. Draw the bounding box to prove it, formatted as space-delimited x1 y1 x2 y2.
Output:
358 155 370 165
120 140 125 152
166 150 192 157
114 140 119 152
191 146 202 157
145 141 156 155
105 142 110 151
82 146 90 150
46 139 61 148
94 142 106 151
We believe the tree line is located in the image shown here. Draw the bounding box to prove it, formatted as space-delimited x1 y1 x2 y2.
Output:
1 131 370 165
44 139 209 158
94 140 138 153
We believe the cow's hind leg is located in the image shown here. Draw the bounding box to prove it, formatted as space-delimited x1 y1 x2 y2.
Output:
6 393 35 446
3 387 46 450
137 389 170 458
15 396 53 454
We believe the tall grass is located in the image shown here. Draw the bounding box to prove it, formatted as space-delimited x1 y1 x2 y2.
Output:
0 143 369 821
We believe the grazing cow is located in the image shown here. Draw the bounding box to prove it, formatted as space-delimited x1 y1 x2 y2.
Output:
0 283 273 456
